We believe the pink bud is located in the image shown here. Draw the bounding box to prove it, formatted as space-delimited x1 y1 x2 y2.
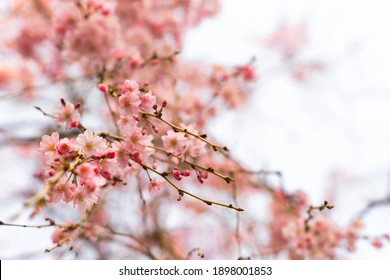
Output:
101 7 112 16
171 168 181 176
57 142 73 155
200 171 208 179
100 170 111 180
131 150 140 158
106 151 116 159
135 156 142 163
182 170 191 177
174 174 182 181
98 83 108 93
372 238 383 249
70 120 79 128
242 65 256 81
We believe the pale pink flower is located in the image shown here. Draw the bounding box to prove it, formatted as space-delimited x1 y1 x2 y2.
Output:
50 177 76 204
74 130 107 157
76 163 96 180
117 114 138 132
126 126 154 151
140 91 157 111
266 23 308 58
118 92 141 115
184 140 206 158
121 79 139 94
51 220 78 244
53 101 81 129
179 124 206 158
72 187 99 212
148 178 166 194
111 141 130 168
39 132 60 158
162 130 189 155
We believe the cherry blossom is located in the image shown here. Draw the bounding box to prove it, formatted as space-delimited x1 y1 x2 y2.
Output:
162 130 189 155
39 132 60 158
148 178 166 194
74 130 107 157
53 101 81 130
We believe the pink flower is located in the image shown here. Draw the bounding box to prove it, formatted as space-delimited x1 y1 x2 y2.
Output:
53 101 80 129
117 114 138 131
118 91 141 115
56 138 74 155
266 23 308 58
148 178 166 194
140 91 156 111
162 130 189 155
121 80 139 94
50 177 76 204
183 140 206 158
125 125 154 152
179 124 206 158
74 130 107 157
51 220 77 244
72 186 99 212
111 141 130 168
76 163 96 180
39 132 60 158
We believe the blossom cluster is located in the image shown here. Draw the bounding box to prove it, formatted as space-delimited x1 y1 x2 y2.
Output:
36 80 219 215
266 188 362 259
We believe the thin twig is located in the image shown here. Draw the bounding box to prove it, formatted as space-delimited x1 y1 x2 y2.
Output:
304 201 334 232
149 145 234 183
137 160 244 211
34 106 55 118
141 112 229 152
357 196 390 219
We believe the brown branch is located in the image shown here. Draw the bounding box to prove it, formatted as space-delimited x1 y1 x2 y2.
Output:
186 247 205 259
136 160 244 211
140 111 229 152
304 201 334 232
149 145 234 183
34 106 55 118
357 196 390 219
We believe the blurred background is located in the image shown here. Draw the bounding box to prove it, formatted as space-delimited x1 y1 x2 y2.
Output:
181 0 390 258
1 0 390 258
